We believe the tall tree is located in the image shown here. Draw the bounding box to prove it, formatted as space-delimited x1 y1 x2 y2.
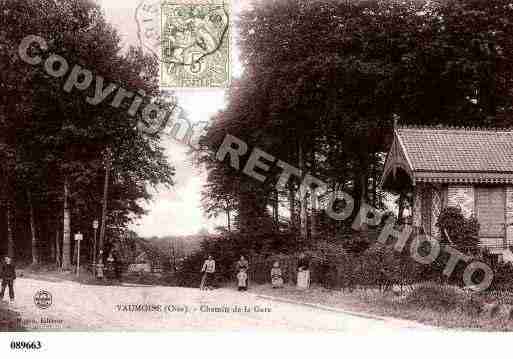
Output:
201 0 513 248
1 0 175 264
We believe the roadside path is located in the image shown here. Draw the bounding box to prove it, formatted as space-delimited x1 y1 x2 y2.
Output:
5 278 431 331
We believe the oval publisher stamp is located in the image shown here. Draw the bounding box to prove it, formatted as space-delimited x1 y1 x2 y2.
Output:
33 290 53 310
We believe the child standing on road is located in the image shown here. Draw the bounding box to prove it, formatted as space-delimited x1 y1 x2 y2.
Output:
237 269 248 291
1 256 16 303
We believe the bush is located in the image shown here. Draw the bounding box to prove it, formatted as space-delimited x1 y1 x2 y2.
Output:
176 231 300 287
353 243 422 290
176 252 208 288
485 260 513 291
402 284 482 316
0 305 22 331
437 206 480 255
242 238 425 291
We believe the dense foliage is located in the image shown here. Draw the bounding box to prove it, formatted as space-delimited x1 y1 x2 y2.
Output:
437 206 480 254
199 0 513 250
0 0 175 267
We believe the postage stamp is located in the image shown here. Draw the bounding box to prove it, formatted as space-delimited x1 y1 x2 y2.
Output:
136 0 231 89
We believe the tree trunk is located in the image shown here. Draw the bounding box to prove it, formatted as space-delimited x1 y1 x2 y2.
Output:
355 154 370 211
360 170 368 205
298 143 308 242
6 198 14 258
311 192 319 239
55 229 61 267
273 189 279 230
310 150 318 239
49 217 55 263
371 163 377 207
62 177 71 270
99 153 111 265
289 186 296 230
27 190 39 265
226 209 231 232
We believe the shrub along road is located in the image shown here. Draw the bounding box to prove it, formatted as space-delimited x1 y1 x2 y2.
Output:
3 278 429 331
247 283 513 331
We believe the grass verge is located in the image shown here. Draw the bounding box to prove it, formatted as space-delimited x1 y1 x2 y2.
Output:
0 303 23 331
248 283 513 331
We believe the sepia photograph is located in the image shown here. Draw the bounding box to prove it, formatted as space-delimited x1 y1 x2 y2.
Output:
1 0 513 355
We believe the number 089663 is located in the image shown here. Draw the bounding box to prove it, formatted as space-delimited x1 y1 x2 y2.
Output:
10 341 42 350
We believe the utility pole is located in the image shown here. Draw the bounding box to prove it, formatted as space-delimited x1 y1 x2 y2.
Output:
98 148 112 269
92 219 99 274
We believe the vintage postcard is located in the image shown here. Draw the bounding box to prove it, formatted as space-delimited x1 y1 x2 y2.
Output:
2 0 513 355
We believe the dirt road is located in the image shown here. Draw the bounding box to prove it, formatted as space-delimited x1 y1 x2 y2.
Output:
5 278 429 331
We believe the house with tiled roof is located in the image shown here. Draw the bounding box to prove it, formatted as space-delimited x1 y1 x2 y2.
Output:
381 125 513 257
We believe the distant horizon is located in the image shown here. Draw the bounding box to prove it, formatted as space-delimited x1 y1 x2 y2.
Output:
100 0 239 237
141 230 214 240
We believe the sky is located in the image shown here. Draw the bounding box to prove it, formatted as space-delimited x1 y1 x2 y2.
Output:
99 0 247 237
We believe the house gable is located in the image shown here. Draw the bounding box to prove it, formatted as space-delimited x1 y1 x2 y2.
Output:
381 130 414 192
382 126 513 253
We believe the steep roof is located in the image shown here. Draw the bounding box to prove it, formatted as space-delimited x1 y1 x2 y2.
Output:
381 126 513 189
397 127 513 173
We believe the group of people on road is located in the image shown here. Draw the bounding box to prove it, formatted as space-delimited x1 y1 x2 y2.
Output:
106 251 123 281
199 255 251 291
0 251 125 304
199 253 311 291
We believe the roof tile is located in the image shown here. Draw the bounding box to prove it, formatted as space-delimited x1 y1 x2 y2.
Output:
396 127 513 173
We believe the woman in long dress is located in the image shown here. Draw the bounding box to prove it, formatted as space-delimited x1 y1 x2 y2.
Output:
296 254 310 289
200 255 216 290
271 261 283 288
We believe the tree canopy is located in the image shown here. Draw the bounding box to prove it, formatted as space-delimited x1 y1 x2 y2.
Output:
200 0 513 248
0 0 175 266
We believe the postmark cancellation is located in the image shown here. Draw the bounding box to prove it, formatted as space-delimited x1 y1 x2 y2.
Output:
153 0 231 88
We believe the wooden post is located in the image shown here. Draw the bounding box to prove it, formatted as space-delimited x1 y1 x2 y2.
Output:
93 220 99 272
75 233 83 277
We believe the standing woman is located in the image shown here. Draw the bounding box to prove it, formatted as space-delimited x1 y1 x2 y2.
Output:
200 255 216 290
114 251 123 282
106 252 116 280
236 255 249 271
271 261 283 288
297 253 310 289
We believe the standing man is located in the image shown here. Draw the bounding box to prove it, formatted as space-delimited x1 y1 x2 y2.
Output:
1 256 16 303
200 255 216 290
